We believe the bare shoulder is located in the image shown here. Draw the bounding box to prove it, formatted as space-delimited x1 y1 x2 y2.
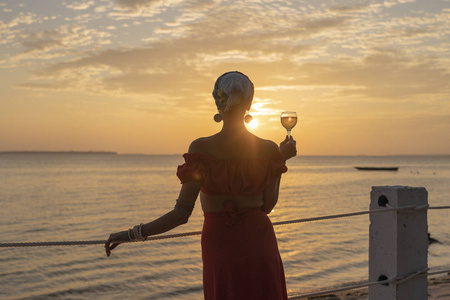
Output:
254 136 279 157
188 138 206 154
188 135 217 154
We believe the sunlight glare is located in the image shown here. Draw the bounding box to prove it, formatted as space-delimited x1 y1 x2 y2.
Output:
248 119 258 129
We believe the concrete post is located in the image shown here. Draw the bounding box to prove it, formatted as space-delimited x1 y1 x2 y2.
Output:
369 186 428 300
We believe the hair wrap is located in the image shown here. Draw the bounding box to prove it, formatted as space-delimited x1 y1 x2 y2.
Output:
212 71 254 112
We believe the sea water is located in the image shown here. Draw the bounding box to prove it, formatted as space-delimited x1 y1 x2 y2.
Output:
0 154 449 299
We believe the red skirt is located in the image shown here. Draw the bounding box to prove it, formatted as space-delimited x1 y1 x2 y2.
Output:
201 201 288 300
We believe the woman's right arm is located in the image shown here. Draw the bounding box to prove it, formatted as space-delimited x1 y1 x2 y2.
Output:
138 139 204 236
105 140 204 257
105 180 201 256
140 180 202 237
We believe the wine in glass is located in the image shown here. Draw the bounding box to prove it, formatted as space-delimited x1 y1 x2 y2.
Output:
281 111 297 138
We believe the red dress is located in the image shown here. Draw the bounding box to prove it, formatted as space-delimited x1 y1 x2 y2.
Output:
177 153 288 300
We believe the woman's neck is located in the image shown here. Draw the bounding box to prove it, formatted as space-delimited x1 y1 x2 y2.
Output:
220 113 247 134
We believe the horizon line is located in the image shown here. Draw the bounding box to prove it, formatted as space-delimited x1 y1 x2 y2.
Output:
1 151 449 157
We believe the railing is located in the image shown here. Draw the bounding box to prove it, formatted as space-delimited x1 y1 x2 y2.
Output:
1 186 449 299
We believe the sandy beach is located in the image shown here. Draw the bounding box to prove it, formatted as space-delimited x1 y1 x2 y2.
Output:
308 273 450 299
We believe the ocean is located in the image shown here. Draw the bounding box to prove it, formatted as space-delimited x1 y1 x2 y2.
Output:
1 153 449 299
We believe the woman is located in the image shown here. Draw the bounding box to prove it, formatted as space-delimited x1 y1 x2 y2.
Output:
105 71 297 300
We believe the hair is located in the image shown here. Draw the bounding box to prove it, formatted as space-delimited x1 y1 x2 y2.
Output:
212 71 254 112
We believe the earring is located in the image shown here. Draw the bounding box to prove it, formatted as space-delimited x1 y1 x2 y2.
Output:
214 112 223 122
244 113 253 124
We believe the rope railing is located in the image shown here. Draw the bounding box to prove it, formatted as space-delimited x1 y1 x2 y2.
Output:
287 268 450 299
0 204 448 248
284 204 450 299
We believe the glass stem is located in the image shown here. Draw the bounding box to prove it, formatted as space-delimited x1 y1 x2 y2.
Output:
287 130 291 138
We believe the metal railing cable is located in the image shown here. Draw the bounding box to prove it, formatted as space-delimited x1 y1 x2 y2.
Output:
287 267 450 299
0 204 447 248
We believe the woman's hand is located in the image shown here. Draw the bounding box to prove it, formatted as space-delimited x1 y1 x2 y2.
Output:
280 135 297 162
105 230 130 257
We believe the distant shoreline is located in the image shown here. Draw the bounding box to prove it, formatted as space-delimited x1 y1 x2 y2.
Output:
0 151 118 155
0 151 449 157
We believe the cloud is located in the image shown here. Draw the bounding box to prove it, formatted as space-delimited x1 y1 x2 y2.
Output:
115 0 163 11
0 12 40 29
20 35 448 114
296 50 449 99
64 1 95 10
330 3 372 13
9 24 113 62
19 30 64 53
15 80 73 91
112 0 184 17
8 0 449 119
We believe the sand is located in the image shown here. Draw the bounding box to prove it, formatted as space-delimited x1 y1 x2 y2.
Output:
305 273 450 299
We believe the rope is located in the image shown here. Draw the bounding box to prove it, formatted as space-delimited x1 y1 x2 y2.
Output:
287 267 447 300
288 280 384 300
0 231 203 248
0 204 448 248
394 267 429 285
425 269 450 276
429 206 450 210
0 240 108 247
272 205 416 226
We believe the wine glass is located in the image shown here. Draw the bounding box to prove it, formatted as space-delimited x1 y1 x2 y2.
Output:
280 111 297 138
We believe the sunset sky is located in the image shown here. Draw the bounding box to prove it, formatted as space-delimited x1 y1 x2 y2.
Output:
0 0 449 155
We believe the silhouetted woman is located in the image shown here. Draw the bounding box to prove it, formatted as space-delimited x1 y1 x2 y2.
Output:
105 71 297 300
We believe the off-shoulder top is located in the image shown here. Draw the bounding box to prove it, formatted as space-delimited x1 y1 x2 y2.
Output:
177 153 287 196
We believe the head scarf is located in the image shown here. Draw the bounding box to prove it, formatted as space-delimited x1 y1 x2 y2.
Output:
212 71 254 112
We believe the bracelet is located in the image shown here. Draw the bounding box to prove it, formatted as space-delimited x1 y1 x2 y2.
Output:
127 228 133 241
132 224 147 241
132 225 139 241
139 223 147 241
138 223 145 241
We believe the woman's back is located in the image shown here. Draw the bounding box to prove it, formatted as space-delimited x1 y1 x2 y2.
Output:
181 131 284 212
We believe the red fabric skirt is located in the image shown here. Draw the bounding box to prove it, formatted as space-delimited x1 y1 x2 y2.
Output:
201 201 288 300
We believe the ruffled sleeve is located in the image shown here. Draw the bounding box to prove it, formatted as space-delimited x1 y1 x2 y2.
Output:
176 153 207 183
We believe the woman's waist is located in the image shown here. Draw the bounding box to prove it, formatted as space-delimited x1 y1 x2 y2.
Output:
203 206 271 228
200 193 263 213
203 207 264 217
200 186 264 196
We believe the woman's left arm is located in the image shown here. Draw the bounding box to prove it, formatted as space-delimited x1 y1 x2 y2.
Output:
261 136 297 214
261 176 281 214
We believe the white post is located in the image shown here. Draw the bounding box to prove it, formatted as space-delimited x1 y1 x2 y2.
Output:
369 186 428 300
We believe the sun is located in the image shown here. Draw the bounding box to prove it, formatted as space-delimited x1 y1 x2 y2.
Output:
248 119 258 129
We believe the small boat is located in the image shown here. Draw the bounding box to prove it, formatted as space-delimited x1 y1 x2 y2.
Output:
354 167 399 171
